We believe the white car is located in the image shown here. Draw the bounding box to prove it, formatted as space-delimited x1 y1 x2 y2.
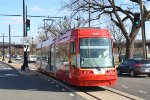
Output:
15 55 21 60
6 54 10 58
28 55 37 62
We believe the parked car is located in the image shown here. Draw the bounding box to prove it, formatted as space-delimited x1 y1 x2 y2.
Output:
13 55 17 58
28 55 37 62
15 55 21 60
117 59 150 77
6 54 10 58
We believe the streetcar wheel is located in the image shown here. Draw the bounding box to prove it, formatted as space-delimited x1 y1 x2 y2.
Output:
148 74 150 77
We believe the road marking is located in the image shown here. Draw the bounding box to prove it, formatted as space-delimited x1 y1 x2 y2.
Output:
30 68 36 70
139 91 147 94
0 74 19 77
62 89 65 91
56 85 59 87
51 82 54 84
69 93 74 96
121 85 128 88
0 67 12 70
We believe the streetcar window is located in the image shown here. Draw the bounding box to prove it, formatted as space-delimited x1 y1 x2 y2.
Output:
71 42 76 54
79 38 114 68
55 43 70 69
70 42 77 66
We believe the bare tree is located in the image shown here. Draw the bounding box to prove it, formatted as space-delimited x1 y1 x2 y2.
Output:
63 0 150 59
36 32 47 42
39 15 88 39
108 23 125 62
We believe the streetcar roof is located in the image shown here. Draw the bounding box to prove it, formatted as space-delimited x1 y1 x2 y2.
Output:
36 28 112 49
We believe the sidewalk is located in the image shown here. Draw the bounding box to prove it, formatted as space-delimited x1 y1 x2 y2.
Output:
0 58 38 76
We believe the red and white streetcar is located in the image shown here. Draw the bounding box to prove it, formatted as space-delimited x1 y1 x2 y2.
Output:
36 28 118 86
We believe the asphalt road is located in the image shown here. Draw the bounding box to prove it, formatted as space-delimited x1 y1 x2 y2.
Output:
0 62 86 100
110 74 150 100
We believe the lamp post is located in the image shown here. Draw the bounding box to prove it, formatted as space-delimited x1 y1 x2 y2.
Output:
21 0 28 70
8 25 12 63
88 0 91 27
16 42 18 55
31 37 33 54
13 42 16 55
2 33 5 61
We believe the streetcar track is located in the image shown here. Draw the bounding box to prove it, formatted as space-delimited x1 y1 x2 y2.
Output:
103 87 137 100
37 71 142 100
78 91 102 100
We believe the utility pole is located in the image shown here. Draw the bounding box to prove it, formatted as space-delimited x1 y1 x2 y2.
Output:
88 0 91 27
17 42 18 55
2 33 5 61
140 0 147 59
13 42 15 55
31 37 33 54
8 25 12 63
21 0 28 70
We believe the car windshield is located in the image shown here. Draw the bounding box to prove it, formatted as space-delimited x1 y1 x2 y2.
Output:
80 38 114 68
31 56 36 58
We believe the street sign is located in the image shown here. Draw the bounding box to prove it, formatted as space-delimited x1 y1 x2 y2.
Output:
24 44 30 51
23 37 30 51
23 37 30 45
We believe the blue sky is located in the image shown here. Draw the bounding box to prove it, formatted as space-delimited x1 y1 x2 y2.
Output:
0 0 150 44
0 0 67 44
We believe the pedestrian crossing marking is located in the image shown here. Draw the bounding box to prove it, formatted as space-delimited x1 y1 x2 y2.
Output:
0 67 12 70
0 74 19 77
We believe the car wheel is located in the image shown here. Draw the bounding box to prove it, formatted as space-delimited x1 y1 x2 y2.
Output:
117 69 122 75
130 70 136 77
148 74 150 77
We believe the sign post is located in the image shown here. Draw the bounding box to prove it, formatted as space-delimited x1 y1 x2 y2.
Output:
23 37 30 52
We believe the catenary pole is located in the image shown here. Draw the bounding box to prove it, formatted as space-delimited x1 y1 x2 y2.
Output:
140 0 147 59
2 33 5 61
8 25 12 63
21 0 27 70
88 0 91 27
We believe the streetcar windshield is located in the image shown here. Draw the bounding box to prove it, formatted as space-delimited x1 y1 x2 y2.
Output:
80 38 114 68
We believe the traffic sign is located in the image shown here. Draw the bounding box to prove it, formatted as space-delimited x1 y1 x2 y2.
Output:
23 37 30 51
24 44 30 51
23 37 30 45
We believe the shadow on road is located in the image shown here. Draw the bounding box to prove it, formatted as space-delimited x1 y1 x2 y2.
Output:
118 74 148 78
0 67 72 93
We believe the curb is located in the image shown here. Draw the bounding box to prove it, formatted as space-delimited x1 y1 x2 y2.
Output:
0 61 17 71
102 86 144 100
